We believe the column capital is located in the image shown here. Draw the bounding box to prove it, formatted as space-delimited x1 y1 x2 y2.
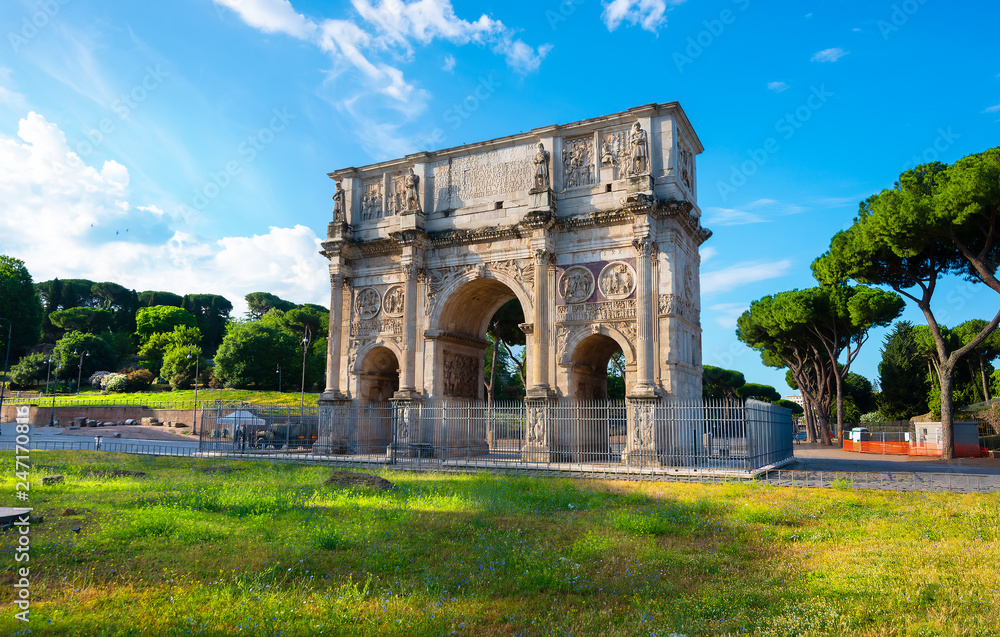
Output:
534 248 557 266
632 236 658 257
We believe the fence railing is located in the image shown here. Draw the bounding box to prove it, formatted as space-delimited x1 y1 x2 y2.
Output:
297 397 794 475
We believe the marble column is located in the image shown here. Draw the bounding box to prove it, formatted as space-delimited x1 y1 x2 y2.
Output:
324 272 347 396
631 237 657 398
528 248 554 396
398 262 419 396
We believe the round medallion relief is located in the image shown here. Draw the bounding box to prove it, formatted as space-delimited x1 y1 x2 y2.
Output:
598 261 636 300
355 287 381 319
558 266 595 304
382 285 405 317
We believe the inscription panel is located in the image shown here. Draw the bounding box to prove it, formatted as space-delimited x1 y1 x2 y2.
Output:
430 144 535 210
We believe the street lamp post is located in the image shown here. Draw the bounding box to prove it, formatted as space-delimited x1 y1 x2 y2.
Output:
276 363 282 393
300 327 311 415
74 349 90 394
45 359 59 427
0 318 11 431
187 348 200 434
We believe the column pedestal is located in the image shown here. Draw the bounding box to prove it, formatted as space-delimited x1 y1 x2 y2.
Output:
314 396 352 456
522 396 554 463
621 397 661 466
387 397 425 458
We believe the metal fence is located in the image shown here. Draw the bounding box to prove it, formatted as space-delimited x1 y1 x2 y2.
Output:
198 404 319 453
307 397 793 476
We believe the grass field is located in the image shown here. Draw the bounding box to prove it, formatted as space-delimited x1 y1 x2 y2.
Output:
3 388 319 408
1 452 997 636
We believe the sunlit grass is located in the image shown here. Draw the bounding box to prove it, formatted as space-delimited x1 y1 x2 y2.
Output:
6 388 319 407
0 451 997 636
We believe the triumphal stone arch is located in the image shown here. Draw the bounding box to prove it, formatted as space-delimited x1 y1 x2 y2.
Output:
315 102 712 464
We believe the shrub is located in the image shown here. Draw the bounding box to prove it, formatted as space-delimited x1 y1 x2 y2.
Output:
859 411 884 424
126 368 155 391
170 372 193 391
102 373 128 393
89 370 113 387
208 369 225 389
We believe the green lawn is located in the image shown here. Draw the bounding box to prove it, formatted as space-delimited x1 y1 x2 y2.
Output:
1 452 997 636
4 388 319 408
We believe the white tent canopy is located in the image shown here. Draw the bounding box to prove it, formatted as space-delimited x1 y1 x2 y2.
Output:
215 410 265 427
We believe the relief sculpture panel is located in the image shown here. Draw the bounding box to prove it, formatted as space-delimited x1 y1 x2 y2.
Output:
558 266 594 304
355 287 381 319
598 262 636 300
361 178 383 221
442 351 478 398
600 128 630 180
382 285 405 317
556 298 637 323
562 135 595 189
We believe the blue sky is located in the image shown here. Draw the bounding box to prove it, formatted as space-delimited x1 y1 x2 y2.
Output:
1 0 997 394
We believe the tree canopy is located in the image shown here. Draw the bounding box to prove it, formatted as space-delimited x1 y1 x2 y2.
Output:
736 289 837 444
48 307 114 334
737 382 781 403
138 290 184 307
813 157 1000 457
702 365 746 401
181 294 233 355
0 255 43 356
136 306 198 345
52 331 116 388
245 292 297 320
878 321 930 419
212 322 300 390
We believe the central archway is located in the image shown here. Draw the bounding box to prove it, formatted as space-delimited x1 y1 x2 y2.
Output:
432 275 529 400
429 275 529 458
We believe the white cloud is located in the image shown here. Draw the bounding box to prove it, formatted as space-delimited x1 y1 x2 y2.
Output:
811 48 848 63
217 0 550 87
701 260 792 294
699 246 718 264
602 0 681 32
216 0 550 150
215 0 318 39
0 112 328 315
705 199 802 227
767 81 789 93
709 302 749 329
495 39 553 74
705 207 770 226
441 54 456 72
983 102 1000 113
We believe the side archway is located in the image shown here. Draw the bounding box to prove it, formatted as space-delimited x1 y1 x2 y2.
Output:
560 325 636 400
356 345 399 402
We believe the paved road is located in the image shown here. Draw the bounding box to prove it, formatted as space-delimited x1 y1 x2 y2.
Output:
788 442 1000 475
0 422 200 450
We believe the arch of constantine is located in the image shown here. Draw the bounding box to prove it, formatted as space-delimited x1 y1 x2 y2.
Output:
315 102 715 466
